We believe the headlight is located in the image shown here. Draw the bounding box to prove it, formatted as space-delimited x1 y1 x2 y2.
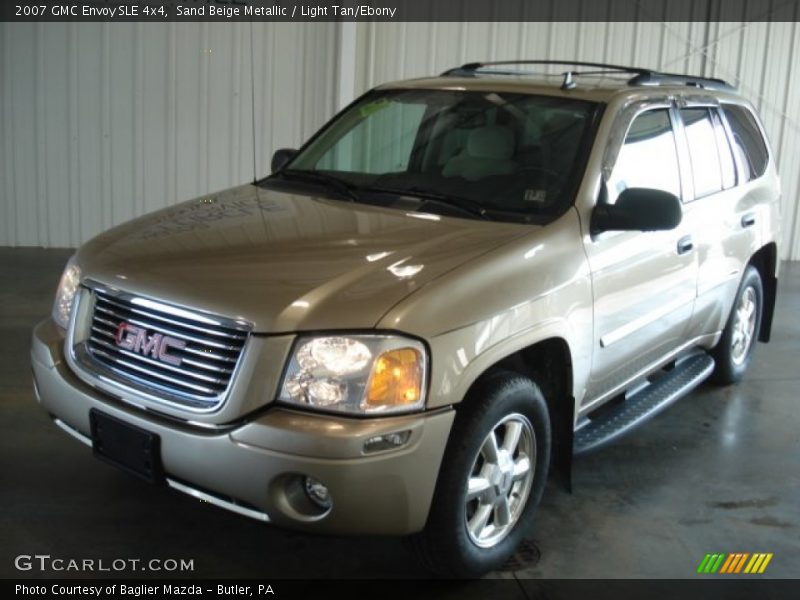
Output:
278 335 427 415
52 257 81 330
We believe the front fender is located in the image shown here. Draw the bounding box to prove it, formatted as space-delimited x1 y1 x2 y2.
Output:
378 209 593 415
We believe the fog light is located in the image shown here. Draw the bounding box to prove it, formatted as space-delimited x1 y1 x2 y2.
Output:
363 430 412 453
304 477 332 509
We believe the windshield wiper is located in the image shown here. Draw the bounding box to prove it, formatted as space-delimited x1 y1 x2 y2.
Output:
364 185 491 220
280 169 360 202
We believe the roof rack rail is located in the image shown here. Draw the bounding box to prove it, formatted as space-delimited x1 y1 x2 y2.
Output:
627 71 736 92
441 60 650 77
440 60 736 92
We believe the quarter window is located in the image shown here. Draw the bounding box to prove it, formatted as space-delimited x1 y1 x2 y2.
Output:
608 109 681 203
722 104 769 182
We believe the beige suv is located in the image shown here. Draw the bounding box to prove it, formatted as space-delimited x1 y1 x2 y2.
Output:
32 60 780 576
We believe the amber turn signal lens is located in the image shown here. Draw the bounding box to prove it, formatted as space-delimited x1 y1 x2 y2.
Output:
365 348 423 408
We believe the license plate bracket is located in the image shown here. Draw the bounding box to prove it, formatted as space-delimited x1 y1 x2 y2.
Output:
90 409 164 485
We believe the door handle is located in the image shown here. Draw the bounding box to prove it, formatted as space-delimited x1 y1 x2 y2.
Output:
741 213 756 228
677 235 694 255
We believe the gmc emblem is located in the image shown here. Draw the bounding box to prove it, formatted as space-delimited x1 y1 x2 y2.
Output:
115 322 186 366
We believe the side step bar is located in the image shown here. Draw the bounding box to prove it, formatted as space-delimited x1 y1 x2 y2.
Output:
574 353 715 454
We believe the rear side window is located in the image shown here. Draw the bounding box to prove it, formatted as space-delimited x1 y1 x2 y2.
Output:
722 104 769 181
681 108 733 198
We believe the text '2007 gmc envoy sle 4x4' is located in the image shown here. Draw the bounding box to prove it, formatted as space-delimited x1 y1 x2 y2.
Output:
32 60 780 577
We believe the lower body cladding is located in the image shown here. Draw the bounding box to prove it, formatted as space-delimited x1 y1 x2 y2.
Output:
30 321 454 535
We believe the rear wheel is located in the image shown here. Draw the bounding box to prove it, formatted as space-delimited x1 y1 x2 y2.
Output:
711 265 763 385
409 372 551 577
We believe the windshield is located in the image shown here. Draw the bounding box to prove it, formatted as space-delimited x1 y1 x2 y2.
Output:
268 89 599 223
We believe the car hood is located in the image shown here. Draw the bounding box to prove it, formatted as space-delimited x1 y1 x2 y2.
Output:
76 184 530 332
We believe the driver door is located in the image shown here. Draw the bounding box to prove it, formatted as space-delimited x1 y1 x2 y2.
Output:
582 105 698 408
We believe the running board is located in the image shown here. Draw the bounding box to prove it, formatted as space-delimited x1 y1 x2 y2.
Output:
574 354 715 454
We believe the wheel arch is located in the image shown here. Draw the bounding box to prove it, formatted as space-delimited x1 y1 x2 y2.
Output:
461 337 576 491
748 242 778 343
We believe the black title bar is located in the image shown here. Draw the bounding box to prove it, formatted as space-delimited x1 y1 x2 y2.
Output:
6 579 800 600
2 0 799 22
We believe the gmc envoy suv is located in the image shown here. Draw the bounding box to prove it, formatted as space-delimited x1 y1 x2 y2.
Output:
32 61 780 576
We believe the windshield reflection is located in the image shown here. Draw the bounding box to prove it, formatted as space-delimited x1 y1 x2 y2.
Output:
264 89 599 224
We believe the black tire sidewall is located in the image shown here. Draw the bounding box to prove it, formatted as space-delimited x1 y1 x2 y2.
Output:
421 373 551 577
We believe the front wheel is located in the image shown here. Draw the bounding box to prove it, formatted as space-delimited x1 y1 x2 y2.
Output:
711 265 763 385
409 372 551 577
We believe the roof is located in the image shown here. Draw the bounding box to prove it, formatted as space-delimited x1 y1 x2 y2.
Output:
379 75 634 103
376 60 741 104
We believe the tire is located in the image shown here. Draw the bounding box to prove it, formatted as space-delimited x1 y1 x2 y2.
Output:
408 371 551 577
710 265 763 385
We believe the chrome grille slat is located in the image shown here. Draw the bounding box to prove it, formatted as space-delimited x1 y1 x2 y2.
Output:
95 290 249 331
88 347 221 395
94 295 247 340
88 336 229 385
92 312 240 351
79 283 250 408
90 325 234 374
90 323 238 364
180 356 235 374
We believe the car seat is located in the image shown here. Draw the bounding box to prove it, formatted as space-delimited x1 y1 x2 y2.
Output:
442 125 516 181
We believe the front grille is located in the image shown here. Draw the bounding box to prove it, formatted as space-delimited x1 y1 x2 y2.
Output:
80 284 250 410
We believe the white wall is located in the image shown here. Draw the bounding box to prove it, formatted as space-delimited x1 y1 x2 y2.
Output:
356 20 800 260
0 22 338 247
2 18 799 259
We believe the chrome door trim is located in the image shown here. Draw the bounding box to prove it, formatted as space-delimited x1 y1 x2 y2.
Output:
599 292 696 348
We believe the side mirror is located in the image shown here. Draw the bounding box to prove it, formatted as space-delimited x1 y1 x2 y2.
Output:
591 187 682 235
271 148 297 173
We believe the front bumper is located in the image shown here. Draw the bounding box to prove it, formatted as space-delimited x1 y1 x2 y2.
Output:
31 319 454 535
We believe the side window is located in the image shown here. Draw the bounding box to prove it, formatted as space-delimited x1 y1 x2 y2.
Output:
680 108 727 198
711 110 737 189
608 108 681 204
722 104 769 182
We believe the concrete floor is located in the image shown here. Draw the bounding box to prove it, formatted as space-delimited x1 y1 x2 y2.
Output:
1 248 798 582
